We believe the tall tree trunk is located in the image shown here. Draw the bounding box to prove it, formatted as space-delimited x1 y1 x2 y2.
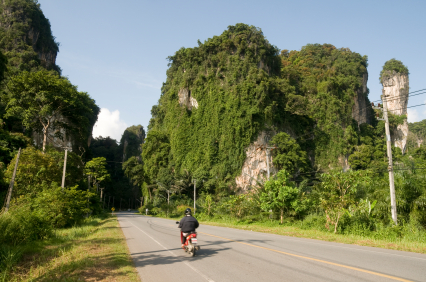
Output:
334 212 341 234
42 128 47 152
280 209 284 224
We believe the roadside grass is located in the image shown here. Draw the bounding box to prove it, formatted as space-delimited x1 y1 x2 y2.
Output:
3 215 140 282
198 218 426 254
145 212 426 254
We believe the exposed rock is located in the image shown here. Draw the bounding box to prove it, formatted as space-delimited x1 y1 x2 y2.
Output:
120 125 145 162
32 116 73 151
235 131 277 191
382 72 409 152
178 88 198 110
352 73 372 126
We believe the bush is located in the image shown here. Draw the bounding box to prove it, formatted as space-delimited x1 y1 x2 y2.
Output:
0 207 52 246
30 183 93 228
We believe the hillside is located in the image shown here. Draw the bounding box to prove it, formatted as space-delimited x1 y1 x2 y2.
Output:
145 24 373 192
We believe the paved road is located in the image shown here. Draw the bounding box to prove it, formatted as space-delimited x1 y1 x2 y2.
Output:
117 212 426 282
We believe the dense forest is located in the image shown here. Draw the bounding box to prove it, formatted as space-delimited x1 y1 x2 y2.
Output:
1 3 426 276
0 0 144 262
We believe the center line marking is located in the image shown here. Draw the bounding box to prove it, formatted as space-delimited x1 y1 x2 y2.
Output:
199 231 412 282
127 220 215 282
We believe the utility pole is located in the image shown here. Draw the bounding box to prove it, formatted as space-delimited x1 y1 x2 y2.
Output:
376 95 398 225
193 179 196 215
5 148 21 212
61 148 69 191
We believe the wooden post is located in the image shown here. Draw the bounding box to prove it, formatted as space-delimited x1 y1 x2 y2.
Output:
5 148 21 212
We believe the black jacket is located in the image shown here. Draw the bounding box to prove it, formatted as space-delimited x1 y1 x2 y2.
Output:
178 215 199 232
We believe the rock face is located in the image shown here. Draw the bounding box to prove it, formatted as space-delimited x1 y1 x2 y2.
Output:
32 116 74 151
382 72 409 152
120 125 145 162
352 73 372 126
178 88 198 110
0 0 59 70
235 131 277 191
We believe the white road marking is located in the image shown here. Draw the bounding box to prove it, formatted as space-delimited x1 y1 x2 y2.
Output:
127 220 215 282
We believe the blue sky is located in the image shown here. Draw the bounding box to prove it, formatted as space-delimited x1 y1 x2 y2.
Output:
38 0 426 141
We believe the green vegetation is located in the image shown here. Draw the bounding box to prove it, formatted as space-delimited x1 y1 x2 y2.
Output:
0 0 60 73
379 58 409 83
0 1 142 279
136 24 425 253
2 216 140 281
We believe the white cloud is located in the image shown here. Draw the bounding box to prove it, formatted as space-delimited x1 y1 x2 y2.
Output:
92 108 128 141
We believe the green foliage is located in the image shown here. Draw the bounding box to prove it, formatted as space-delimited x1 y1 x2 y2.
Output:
0 0 60 73
123 156 144 186
84 157 110 188
4 147 83 197
280 44 370 168
146 23 281 186
142 130 170 182
260 170 299 223
270 132 309 175
30 183 93 228
0 120 31 165
379 58 409 83
2 69 99 152
120 125 145 162
316 170 371 233
0 50 7 82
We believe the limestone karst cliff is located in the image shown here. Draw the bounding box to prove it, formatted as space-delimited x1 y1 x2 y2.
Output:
0 0 60 72
0 0 99 154
144 25 373 191
120 125 145 162
380 59 409 153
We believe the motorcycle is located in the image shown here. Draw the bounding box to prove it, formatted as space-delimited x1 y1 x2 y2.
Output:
176 221 200 256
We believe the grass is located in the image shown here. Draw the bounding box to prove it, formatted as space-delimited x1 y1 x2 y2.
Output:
147 212 426 254
2 215 140 282
198 217 426 254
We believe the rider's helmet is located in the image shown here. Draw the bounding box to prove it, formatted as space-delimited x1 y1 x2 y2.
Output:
185 208 192 215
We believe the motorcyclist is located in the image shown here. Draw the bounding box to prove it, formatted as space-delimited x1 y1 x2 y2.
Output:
178 208 199 248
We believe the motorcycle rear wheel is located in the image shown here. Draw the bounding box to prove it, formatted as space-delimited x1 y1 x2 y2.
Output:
188 242 196 257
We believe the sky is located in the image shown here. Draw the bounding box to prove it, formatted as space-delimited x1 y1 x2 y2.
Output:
38 0 426 141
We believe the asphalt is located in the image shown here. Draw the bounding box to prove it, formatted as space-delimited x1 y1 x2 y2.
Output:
116 212 426 282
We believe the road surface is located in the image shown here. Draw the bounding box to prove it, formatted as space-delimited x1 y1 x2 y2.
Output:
117 212 426 282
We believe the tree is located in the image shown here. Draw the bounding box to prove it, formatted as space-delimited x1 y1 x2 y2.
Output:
317 170 370 233
259 169 299 224
3 70 96 152
84 157 110 190
123 156 144 187
141 130 170 182
270 132 308 175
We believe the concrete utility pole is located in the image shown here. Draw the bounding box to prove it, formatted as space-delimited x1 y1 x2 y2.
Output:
193 179 196 215
61 148 68 190
5 148 21 212
381 93 398 225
